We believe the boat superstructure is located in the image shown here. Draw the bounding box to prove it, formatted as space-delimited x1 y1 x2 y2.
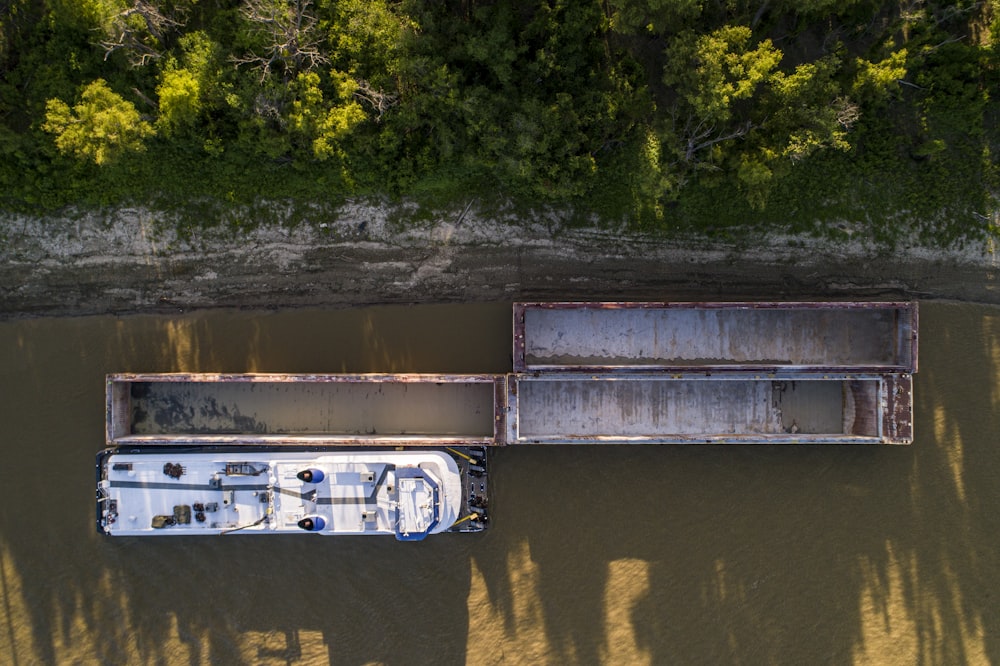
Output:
97 448 479 540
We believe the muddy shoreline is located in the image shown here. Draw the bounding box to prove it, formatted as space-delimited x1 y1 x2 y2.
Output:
2 204 999 318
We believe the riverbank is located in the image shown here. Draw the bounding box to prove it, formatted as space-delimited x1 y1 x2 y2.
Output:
2 203 999 318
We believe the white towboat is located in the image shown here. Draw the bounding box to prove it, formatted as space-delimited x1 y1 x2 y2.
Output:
97 449 469 541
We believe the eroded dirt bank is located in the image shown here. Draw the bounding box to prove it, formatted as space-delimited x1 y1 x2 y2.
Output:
3 204 999 318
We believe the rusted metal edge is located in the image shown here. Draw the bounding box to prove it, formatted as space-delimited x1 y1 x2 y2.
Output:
504 375 518 446
882 374 914 445
112 435 498 447
505 435 888 445
510 371 901 381
106 377 131 446
493 376 508 448
514 301 918 310
518 364 915 375
513 303 527 373
108 372 504 383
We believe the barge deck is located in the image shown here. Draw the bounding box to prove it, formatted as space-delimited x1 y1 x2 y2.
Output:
514 301 918 372
108 373 506 447
505 373 912 444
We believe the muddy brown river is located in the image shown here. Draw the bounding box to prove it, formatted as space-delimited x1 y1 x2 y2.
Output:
0 302 997 664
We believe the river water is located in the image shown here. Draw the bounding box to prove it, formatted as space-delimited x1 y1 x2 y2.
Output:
1 302 997 665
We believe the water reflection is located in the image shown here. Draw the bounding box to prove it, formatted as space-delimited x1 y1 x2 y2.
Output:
600 558 652 665
1 303 999 664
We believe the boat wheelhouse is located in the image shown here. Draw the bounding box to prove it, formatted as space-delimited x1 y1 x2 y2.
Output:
96 448 484 540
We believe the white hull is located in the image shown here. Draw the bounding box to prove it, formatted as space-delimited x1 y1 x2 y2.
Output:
98 449 464 541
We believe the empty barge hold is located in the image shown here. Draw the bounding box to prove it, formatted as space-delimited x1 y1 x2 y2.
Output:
96 448 488 539
513 301 918 373
107 373 506 447
506 373 913 444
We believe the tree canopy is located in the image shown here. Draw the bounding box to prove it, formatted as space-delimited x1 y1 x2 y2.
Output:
0 0 997 241
42 78 155 164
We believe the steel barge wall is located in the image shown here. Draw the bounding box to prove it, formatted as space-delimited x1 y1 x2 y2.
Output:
513 301 918 373
107 373 506 447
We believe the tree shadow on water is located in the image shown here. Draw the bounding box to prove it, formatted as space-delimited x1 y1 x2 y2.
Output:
2 303 998 664
466 303 1000 664
0 311 485 665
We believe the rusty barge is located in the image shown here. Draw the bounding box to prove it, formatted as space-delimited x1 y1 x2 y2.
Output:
513 301 917 373
508 301 917 445
97 301 917 537
107 373 505 447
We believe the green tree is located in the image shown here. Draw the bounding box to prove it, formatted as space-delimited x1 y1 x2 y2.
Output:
96 0 188 67
663 25 782 127
852 50 908 105
318 0 413 121
659 25 859 208
43 78 155 164
607 0 703 35
287 70 365 160
156 68 200 134
156 31 226 136
767 56 854 162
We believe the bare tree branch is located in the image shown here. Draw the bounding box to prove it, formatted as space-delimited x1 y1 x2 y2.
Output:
686 122 754 161
352 79 398 122
833 96 860 130
678 114 754 163
233 0 329 83
253 90 285 124
100 0 185 67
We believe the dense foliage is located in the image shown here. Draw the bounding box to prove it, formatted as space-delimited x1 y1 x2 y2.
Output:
1 0 997 240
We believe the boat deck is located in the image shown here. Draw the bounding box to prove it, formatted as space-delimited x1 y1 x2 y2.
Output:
97 448 486 538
